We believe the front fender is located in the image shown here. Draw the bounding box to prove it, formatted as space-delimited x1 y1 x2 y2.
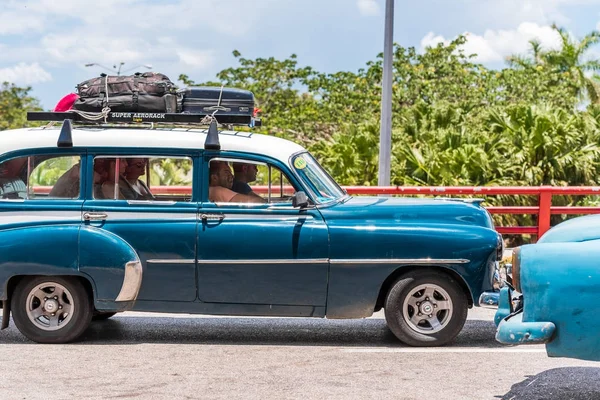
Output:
0 225 81 300
79 226 142 302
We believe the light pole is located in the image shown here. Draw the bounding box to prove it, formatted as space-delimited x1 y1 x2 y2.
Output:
84 62 152 75
378 0 394 187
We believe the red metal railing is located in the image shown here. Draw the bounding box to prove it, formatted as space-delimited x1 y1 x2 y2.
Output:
35 185 600 239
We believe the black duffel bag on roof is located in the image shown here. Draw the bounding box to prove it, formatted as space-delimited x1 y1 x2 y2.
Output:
73 72 178 113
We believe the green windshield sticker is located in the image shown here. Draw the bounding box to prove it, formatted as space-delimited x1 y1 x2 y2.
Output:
294 157 307 170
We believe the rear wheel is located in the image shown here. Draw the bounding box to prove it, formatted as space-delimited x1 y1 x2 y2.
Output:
384 271 468 347
12 276 93 344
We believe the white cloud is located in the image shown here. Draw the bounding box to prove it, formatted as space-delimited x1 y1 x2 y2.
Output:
40 34 147 64
0 11 45 34
0 0 270 83
2 0 275 38
464 0 600 26
421 22 563 63
0 63 52 84
177 49 216 69
38 32 217 75
357 0 380 16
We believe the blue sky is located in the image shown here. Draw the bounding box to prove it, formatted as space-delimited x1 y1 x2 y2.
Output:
1 0 600 109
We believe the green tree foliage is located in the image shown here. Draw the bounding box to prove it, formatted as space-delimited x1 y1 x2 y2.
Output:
0 82 41 131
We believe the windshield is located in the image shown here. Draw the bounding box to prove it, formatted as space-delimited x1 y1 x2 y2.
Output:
291 152 346 203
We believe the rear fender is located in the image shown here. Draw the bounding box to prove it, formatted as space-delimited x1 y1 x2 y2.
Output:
0 225 142 309
0 225 82 300
79 226 142 304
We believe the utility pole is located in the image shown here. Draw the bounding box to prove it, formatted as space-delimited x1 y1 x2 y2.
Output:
378 0 394 187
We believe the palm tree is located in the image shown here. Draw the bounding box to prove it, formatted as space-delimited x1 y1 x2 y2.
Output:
507 39 545 69
508 25 600 103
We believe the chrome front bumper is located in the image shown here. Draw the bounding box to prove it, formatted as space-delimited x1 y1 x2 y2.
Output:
478 291 499 308
496 310 555 345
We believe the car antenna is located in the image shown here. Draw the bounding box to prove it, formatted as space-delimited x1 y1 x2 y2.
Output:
204 118 220 150
57 119 74 148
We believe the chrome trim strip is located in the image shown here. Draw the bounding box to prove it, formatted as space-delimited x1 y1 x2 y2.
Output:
147 259 195 264
0 210 81 224
197 258 329 264
212 213 314 220
330 258 470 265
115 261 143 302
98 211 196 221
127 200 177 206
193 258 469 265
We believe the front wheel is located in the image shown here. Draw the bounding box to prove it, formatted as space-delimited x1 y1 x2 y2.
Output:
384 271 468 347
11 276 93 344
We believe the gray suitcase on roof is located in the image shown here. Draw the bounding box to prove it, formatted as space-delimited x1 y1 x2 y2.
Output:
180 87 255 124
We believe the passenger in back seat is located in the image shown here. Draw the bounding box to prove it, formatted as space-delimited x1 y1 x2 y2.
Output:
0 157 28 199
98 158 131 200
50 163 80 199
122 158 154 200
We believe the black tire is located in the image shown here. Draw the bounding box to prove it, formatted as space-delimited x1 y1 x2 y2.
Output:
384 270 468 347
12 276 93 344
92 312 118 321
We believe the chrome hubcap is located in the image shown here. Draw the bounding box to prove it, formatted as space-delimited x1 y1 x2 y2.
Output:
402 284 453 334
25 282 74 331
44 299 59 313
420 301 434 315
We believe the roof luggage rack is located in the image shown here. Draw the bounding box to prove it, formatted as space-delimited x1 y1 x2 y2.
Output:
26 111 248 151
26 111 261 126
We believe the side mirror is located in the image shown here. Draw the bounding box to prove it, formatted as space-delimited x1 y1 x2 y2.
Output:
292 191 309 208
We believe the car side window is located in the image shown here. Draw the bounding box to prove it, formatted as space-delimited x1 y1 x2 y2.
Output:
92 156 192 202
0 155 81 200
208 157 295 204
0 156 28 200
34 156 82 199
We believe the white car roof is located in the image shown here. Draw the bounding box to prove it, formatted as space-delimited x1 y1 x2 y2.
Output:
1 126 306 164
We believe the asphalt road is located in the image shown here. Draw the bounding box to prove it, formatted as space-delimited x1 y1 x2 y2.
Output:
0 308 598 400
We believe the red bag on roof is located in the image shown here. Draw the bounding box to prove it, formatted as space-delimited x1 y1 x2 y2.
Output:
53 93 79 112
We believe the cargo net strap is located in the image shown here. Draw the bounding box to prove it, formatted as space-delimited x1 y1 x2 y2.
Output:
199 84 225 125
69 75 112 122
200 113 219 125
68 106 111 122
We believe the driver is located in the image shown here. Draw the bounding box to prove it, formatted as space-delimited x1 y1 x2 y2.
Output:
209 161 265 203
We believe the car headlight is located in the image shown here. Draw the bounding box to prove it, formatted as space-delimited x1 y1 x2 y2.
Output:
512 247 521 292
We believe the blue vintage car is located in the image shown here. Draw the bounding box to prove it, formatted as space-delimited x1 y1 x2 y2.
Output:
495 214 600 360
0 109 502 344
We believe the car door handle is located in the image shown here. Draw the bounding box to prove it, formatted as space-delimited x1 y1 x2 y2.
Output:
200 213 225 222
83 212 108 221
